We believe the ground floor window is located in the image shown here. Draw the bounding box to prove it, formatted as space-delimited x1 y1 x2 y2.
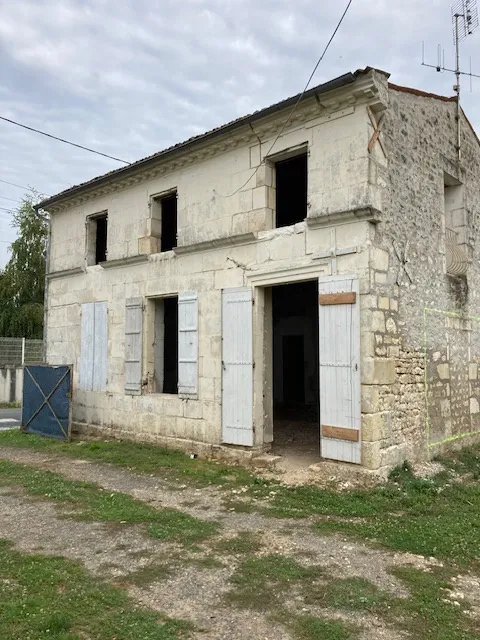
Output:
153 296 178 394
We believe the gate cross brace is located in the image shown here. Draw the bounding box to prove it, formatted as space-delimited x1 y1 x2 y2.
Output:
23 367 70 437
367 106 386 156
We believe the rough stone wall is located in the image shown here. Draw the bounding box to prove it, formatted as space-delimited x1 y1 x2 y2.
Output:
367 86 480 468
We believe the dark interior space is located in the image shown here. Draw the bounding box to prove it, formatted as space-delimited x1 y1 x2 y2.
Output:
95 215 108 264
163 296 178 394
275 153 307 228
272 280 319 459
160 192 178 252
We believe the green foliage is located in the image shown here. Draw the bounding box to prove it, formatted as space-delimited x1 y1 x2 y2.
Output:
0 192 48 339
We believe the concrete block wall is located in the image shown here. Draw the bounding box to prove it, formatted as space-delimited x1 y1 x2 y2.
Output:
0 367 23 404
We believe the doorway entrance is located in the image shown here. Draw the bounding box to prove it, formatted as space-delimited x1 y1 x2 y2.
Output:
271 280 320 463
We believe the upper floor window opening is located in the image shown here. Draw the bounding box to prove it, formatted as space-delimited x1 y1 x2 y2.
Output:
86 212 108 265
274 151 308 228
151 190 178 252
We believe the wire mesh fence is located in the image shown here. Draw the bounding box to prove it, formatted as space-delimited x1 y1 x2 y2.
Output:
0 338 44 366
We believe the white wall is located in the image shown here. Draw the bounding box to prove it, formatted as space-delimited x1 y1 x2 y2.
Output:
0 367 23 404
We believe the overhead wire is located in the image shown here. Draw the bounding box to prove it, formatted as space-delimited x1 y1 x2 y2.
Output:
0 195 21 204
0 115 131 165
218 0 354 198
0 178 33 191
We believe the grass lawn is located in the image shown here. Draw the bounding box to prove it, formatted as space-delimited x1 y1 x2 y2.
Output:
0 540 192 640
0 431 479 639
0 430 258 488
0 402 20 409
0 460 218 545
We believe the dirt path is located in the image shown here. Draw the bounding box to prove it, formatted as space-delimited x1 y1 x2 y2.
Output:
0 446 444 639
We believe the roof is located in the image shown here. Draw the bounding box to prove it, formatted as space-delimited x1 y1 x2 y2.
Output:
38 67 386 210
388 82 456 102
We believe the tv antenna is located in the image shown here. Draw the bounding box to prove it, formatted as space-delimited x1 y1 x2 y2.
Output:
422 0 479 163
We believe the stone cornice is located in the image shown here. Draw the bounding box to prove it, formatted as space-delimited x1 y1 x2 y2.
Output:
100 254 149 269
46 266 84 280
307 207 382 229
173 232 256 255
44 75 385 215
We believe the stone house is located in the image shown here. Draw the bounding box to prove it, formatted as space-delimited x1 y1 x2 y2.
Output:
38 66 480 473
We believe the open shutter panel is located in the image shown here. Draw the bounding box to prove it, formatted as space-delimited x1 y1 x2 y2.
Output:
80 302 94 391
93 301 108 391
221 287 254 446
125 297 143 395
178 291 198 395
318 276 361 464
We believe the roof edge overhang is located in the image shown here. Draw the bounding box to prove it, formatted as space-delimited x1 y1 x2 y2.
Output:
37 67 389 212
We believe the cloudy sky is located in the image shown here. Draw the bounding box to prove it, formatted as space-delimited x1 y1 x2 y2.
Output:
0 0 478 267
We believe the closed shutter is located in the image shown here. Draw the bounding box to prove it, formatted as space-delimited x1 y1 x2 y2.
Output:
221 287 253 446
178 291 198 395
93 301 108 390
80 302 94 391
80 301 108 392
125 297 143 395
318 276 361 463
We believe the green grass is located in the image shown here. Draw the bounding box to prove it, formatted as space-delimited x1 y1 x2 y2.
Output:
214 531 264 555
0 539 193 640
0 430 260 489
289 615 357 640
0 401 20 409
303 577 389 611
1 431 480 567
227 554 322 610
263 457 480 568
0 460 218 545
388 566 478 640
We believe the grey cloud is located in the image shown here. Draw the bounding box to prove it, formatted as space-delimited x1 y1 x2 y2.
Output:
0 0 478 267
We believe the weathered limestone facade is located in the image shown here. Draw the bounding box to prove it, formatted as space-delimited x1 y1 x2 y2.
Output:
41 67 480 473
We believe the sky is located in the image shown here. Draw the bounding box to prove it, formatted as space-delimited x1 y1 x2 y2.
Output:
0 0 479 267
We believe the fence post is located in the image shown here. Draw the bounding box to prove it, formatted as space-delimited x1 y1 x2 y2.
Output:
21 338 25 366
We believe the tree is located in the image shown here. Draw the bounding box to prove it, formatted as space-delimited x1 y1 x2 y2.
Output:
0 193 49 339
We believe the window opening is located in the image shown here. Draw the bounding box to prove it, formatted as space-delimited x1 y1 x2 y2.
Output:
275 153 307 228
95 215 108 264
86 213 108 265
160 192 177 252
153 296 178 394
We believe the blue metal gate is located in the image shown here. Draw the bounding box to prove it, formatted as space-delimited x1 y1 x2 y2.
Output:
21 365 72 440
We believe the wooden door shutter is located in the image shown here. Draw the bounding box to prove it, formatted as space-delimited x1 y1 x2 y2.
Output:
92 301 108 390
178 291 198 395
318 276 361 463
80 302 95 391
221 287 254 446
125 297 143 395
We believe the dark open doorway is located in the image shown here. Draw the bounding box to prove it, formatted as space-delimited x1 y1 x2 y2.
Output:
271 280 319 462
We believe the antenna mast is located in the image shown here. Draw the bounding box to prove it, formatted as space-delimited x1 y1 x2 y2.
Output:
422 0 479 165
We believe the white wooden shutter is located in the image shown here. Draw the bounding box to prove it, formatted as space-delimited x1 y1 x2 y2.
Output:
178 291 198 395
318 276 361 463
125 297 143 395
80 302 94 391
222 287 253 446
93 301 108 390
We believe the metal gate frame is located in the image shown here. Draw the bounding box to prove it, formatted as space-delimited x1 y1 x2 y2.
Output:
21 365 73 441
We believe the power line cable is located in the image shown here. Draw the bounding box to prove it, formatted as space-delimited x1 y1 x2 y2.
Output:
0 207 13 213
0 115 131 165
0 178 32 190
218 0 354 198
0 195 21 204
